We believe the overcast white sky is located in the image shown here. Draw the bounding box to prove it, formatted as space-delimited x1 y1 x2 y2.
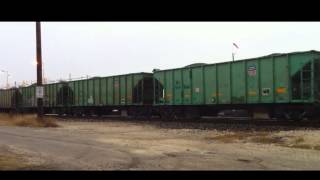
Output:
0 22 319 87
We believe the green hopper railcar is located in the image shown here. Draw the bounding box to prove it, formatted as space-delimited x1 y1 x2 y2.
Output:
0 88 22 112
153 50 320 120
41 72 154 116
0 89 13 110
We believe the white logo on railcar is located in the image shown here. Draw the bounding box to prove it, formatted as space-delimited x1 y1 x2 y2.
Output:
247 65 257 76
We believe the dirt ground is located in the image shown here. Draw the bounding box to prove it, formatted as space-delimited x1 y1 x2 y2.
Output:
1 118 320 170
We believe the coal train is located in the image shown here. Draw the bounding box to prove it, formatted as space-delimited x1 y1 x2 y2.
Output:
1 50 320 120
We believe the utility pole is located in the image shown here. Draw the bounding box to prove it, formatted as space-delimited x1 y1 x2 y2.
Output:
36 22 44 119
232 53 235 62
42 61 45 83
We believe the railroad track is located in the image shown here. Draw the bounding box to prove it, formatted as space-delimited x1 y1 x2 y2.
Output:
45 114 320 131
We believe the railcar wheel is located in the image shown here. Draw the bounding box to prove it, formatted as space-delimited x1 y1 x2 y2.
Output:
184 108 200 120
284 110 305 121
159 108 174 120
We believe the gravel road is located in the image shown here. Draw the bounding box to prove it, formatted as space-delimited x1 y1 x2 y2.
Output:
1 120 320 170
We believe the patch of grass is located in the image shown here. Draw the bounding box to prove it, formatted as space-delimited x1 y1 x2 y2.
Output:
0 153 30 170
279 136 318 150
313 145 320 150
280 136 313 150
293 137 305 144
237 158 252 163
289 144 313 150
206 130 320 152
207 132 271 143
0 113 59 128
250 136 284 144
209 133 249 143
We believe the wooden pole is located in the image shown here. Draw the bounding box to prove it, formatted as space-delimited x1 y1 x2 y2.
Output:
36 22 43 119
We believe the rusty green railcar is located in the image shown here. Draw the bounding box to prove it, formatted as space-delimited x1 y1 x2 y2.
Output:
0 88 22 112
153 50 320 119
42 72 154 116
20 84 36 109
0 89 13 110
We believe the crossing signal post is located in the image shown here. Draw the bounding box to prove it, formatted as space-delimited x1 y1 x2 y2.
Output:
36 22 44 119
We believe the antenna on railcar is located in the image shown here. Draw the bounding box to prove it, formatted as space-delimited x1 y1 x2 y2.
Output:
232 42 239 62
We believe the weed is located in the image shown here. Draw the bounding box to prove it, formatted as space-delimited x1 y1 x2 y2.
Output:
250 136 284 144
0 113 59 128
294 137 305 144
